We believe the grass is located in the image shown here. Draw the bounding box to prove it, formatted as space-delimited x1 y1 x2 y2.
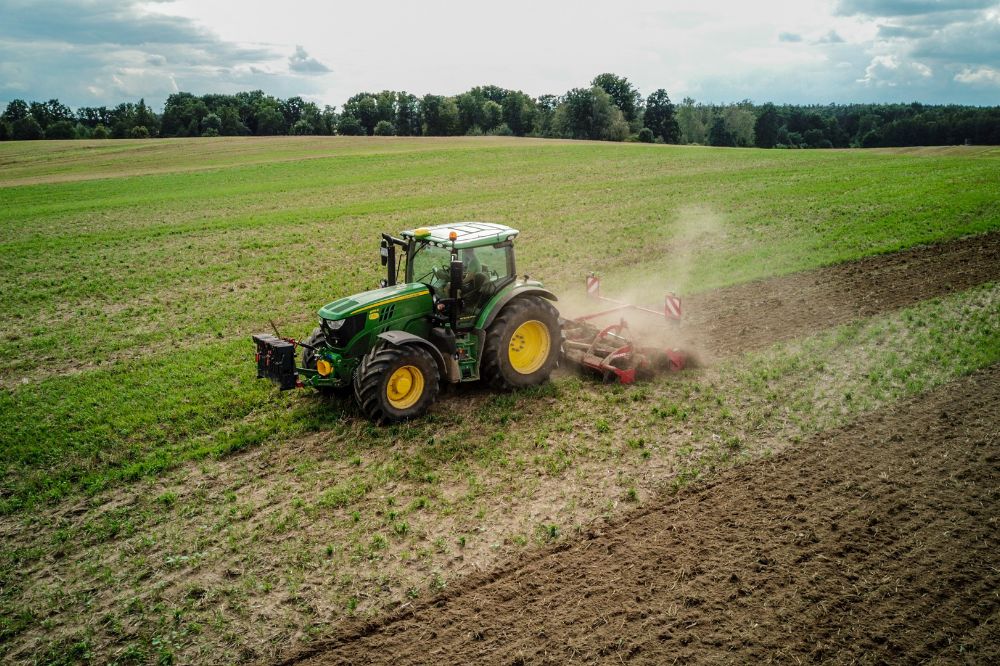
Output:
1 137 999 663
1 138 998 514
2 280 997 664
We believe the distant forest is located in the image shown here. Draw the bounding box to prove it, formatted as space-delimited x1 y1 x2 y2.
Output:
2 73 998 148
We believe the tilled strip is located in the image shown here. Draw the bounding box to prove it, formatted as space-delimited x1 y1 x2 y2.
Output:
286 364 1000 665
682 230 1000 358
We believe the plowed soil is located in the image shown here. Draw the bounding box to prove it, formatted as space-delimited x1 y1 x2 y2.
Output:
290 365 1000 665
683 230 1000 358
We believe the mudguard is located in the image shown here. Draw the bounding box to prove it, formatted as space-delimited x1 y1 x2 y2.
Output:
476 285 558 331
375 331 454 382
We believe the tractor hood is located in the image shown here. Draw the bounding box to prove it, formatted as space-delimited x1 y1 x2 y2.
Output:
318 283 431 320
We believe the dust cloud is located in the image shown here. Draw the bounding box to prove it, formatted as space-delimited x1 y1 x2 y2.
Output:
555 205 728 367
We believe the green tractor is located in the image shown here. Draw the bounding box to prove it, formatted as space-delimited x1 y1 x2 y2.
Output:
253 222 561 423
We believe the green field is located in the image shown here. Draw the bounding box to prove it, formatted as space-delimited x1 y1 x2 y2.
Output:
1 137 998 663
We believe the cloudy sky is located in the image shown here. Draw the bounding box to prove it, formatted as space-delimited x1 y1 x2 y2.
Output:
1 0 998 110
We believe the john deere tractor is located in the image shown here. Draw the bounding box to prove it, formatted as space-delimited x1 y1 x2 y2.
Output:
253 222 560 423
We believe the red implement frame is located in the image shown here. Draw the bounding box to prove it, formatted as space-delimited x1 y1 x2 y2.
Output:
562 274 686 384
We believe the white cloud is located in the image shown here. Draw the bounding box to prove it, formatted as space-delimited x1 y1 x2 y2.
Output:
1 0 998 108
955 65 1000 85
288 45 331 75
858 54 933 86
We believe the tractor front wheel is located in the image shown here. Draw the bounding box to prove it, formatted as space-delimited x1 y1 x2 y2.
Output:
482 296 560 390
353 344 440 423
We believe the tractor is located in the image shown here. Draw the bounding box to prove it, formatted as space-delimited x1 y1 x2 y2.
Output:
253 222 561 423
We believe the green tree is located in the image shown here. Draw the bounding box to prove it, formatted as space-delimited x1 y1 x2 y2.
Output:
255 105 285 135
279 96 305 126
160 93 204 136
553 86 628 141
534 94 559 136
643 89 680 143
320 105 338 135
290 118 313 135
12 116 44 140
45 120 76 139
134 98 158 136
677 97 708 144
29 99 73 130
342 93 379 135
336 115 365 136
591 73 642 122
0 121 12 141
373 120 396 136
2 99 30 124
129 125 150 139
482 100 502 131
395 93 421 136
754 103 780 148
456 90 486 134
637 127 654 143
202 113 222 135
420 95 459 135
375 91 396 125
219 106 250 136
501 91 536 136
76 106 112 128
723 105 755 147
92 124 110 139
708 116 734 146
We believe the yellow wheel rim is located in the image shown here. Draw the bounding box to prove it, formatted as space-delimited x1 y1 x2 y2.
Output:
386 365 424 410
508 320 551 374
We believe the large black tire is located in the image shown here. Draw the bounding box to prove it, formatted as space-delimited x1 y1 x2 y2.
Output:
302 327 348 397
353 344 441 424
482 296 561 390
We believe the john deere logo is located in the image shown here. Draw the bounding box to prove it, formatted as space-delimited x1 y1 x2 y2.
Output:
369 310 380 320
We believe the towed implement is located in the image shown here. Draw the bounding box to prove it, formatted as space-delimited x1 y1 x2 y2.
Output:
253 222 560 423
560 274 686 384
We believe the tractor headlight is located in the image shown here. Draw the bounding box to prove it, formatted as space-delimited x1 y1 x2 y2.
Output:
323 318 345 330
316 359 333 376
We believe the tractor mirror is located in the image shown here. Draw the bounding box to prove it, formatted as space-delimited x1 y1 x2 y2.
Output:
379 243 389 267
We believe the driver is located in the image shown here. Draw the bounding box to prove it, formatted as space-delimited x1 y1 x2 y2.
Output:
461 248 489 300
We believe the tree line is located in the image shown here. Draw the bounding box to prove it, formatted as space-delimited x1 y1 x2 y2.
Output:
2 73 997 147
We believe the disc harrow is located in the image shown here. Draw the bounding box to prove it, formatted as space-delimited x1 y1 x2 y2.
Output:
561 274 687 383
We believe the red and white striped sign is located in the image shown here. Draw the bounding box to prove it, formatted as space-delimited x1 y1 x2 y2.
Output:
586 274 601 299
664 293 682 320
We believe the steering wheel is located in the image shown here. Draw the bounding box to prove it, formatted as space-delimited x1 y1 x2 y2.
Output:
415 265 450 284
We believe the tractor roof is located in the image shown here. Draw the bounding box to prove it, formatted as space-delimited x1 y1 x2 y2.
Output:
400 222 519 249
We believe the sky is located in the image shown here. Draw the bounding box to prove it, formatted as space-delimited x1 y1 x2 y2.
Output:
1 0 998 110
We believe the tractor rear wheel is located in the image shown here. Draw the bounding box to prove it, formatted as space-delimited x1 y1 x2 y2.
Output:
302 327 346 396
353 344 440 423
482 296 560 390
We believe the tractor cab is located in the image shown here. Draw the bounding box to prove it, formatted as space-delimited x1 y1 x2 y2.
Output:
383 222 519 325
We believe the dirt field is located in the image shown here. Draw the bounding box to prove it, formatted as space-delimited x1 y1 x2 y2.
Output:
290 365 999 665
2 232 997 665
682 230 1000 359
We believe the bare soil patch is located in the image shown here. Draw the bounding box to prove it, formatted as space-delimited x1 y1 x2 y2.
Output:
290 365 1000 665
682 230 1000 360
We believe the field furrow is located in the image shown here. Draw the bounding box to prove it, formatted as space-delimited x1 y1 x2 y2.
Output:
289 364 1000 666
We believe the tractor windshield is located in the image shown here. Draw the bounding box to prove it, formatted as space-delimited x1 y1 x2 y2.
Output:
408 242 453 294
